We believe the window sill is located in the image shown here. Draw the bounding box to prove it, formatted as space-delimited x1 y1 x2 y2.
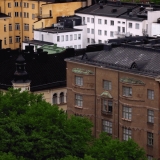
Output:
147 144 153 148
122 118 131 122
147 122 154 125
101 110 112 115
75 105 83 109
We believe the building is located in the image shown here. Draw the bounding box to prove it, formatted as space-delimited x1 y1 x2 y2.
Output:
23 15 87 49
65 43 160 159
0 45 82 111
0 0 86 49
75 1 160 45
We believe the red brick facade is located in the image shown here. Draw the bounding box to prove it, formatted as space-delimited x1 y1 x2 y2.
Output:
66 61 160 159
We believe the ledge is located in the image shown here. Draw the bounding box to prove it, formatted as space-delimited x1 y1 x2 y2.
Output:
122 118 132 122
75 105 83 109
101 110 112 116
120 95 145 102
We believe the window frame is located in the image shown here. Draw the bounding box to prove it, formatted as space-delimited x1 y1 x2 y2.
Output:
123 106 132 120
52 93 57 104
75 94 83 107
148 110 154 123
128 22 132 28
75 76 83 86
147 132 153 146
102 120 112 134
103 80 111 90
135 23 139 29
147 89 154 100
98 19 102 24
110 20 114 26
123 128 131 141
123 86 132 97
102 98 113 113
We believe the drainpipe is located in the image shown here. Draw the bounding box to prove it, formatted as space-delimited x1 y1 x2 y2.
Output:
21 0 23 44
118 71 120 138
94 15 96 43
94 67 96 137
4 0 6 14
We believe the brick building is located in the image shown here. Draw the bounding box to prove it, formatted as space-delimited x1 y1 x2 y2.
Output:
65 44 160 159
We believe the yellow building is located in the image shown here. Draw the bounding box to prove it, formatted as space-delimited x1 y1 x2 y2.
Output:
0 0 85 49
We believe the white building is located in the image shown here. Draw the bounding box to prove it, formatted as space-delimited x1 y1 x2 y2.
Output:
75 2 160 44
23 24 87 50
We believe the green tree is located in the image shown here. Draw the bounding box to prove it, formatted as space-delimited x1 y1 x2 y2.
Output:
0 152 25 160
87 132 147 160
0 89 92 160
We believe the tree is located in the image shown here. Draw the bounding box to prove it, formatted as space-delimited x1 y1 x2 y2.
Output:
87 132 147 160
0 88 93 160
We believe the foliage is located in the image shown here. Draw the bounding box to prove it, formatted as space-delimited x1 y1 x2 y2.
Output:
0 152 25 160
0 88 92 160
87 132 147 160
60 155 96 160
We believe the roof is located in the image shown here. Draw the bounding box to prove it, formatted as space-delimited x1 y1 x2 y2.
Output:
66 44 160 78
34 27 82 34
75 2 160 21
0 13 10 18
0 48 83 91
23 40 53 46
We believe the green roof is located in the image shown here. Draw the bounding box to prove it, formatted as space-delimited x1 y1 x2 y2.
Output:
38 44 66 54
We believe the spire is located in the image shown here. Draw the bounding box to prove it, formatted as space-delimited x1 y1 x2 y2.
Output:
12 54 31 92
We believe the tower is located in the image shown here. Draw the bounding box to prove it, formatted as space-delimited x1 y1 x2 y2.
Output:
12 54 31 92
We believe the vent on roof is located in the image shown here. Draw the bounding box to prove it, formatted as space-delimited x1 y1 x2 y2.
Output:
112 9 117 13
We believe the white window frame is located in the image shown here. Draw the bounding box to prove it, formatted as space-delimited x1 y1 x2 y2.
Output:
70 35 73 41
57 36 60 42
75 76 83 86
74 34 77 40
104 30 107 36
147 132 153 146
15 36 20 43
123 86 132 96
9 36 12 44
78 34 81 40
123 128 131 141
147 89 154 100
91 29 94 34
103 120 112 134
15 23 20 30
135 23 139 29
87 28 90 33
103 80 111 90
87 17 90 22
91 18 94 23
148 110 154 123
98 19 102 24
129 22 132 28
110 31 114 37
75 94 83 107
98 30 102 35
61 35 64 42
66 35 68 41
110 20 114 26
104 19 107 24
123 106 132 120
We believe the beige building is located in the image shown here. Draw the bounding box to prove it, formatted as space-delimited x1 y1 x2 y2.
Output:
0 0 85 49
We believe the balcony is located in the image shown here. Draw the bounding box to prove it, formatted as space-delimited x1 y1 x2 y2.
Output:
101 110 112 116
35 14 53 19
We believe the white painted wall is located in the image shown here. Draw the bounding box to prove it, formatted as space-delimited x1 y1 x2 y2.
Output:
151 23 160 36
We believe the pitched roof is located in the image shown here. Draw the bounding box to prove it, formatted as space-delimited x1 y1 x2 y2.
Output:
66 44 160 78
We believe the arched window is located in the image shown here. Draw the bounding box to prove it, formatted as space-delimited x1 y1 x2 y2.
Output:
53 93 57 104
60 92 64 104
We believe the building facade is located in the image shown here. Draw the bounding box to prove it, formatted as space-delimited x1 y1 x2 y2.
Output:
66 44 160 159
0 0 84 49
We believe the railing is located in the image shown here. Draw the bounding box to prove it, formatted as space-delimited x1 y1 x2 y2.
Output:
35 14 52 19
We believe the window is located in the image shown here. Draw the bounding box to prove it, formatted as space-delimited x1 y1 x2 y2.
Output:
32 4 35 9
104 30 107 36
4 38 7 45
103 120 112 134
103 80 111 90
110 20 114 26
57 36 60 42
91 29 94 34
70 35 73 41
24 24 29 31
123 128 131 141
147 89 154 100
74 34 77 40
53 93 57 104
24 36 29 41
122 22 125 24
129 23 132 28
15 12 19 17
27 13 29 18
98 30 102 35
98 19 102 24
15 2 18 7
147 132 153 146
91 39 94 44
4 25 6 32
87 17 90 22
87 28 90 33
40 7 42 15
32 14 35 20
66 35 68 41
123 106 132 120
98 40 102 43
91 18 94 23
78 34 81 40
118 21 120 23
148 110 154 123
61 35 64 42
75 76 83 86
24 2 29 8
104 19 107 24
118 26 120 32
102 99 113 113
123 86 132 96
78 45 81 49
24 12 27 18
75 94 83 107
41 34 43 41
135 23 139 29
110 31 114 37
147 155 153 160
15 23 20 30
122 27 125 33
9 37 12 44
8 3 11 8
87 38 90 43
60 92 64 104
74 45 77 49
8 12 11 17
15 36 20 43
32 25 34 33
